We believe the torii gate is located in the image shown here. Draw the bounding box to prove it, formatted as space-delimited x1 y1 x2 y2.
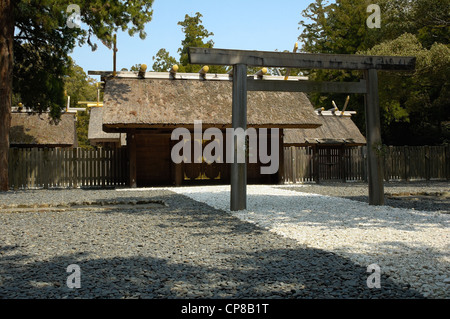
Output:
188 47 416 211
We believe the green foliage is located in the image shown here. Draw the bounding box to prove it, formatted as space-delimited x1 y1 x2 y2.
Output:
12 0 154 119
152 12 227 74
299 0 380 54
152 49 178 72
364 33 450 145
63 60 99 148
379 0 450 48
297 0 379 133
64 58 98 108
130 64 142 72
297 0 450 145
177 12 214 72
75 110 93 149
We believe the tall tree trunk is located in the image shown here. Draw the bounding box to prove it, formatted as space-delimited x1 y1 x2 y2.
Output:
0 0 14 191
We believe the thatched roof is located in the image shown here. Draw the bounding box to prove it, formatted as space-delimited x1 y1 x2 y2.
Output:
101 77 321 132
88 107 126 146
284 114 366 146
10 112 77 147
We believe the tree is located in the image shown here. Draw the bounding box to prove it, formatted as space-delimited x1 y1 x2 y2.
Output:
130 64 142 72
297 0 450 145
152 49 177 72
297 0 381 133
64 58 98 108
177 12 216 73
76 109 92 149
152 12 227 74
0 0 15 191
364 33 450 145
299 0 381 55
0 0 154 191
379 0 450 48
63 60 98 149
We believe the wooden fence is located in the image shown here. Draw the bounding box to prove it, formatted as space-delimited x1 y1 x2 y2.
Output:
7 145 449 189
284 145 450 183
8 147 128 189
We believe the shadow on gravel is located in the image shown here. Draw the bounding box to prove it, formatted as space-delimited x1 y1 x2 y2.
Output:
0 193 425 299
335 195 449 214
0 246 423 299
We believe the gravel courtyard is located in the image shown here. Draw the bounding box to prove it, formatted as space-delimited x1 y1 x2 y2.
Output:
0 181 448 299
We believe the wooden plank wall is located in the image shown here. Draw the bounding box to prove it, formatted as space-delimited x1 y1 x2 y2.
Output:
283 146 315 183
7 145 449 189
8 147 128 190
284 145 449 183
383 145 449 181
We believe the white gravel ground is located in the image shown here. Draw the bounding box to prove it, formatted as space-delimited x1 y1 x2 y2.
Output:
168 184 450 298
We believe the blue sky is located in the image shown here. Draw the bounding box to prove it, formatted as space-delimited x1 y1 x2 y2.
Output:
70 0 318 80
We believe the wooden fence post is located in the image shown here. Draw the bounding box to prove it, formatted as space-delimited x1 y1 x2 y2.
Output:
446 145 450 181
12 148 19 190
128 131 137 188
278 130 284 184
425 146 431 180
313 147 320 184
43 148 49 189
361 146 367 182
72 148 78 188
101 148 106 188
340 147 346 182
404 146 410 182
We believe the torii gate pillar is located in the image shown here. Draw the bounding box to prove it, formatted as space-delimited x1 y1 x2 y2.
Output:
231 64 248 211
364 69 384 205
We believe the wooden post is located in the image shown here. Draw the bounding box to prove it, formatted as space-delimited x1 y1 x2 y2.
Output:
170 65 179 76
72 147 78 188
255 67 267 79
138 64 147 78
101 148 105 188
198 65 209 77
404 146 410 182
340 146 346 182
425 145 431 180
364 69 384 205
12 148 19 190
313 146 320 184
113 34 117 77
230 64 247 211
446 145 450 181
175 163 183 186
128 131 137 188
278 129 284 184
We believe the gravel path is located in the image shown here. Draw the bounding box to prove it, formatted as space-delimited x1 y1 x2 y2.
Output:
282 181 450 214
170 182 450 299
0 182 448 299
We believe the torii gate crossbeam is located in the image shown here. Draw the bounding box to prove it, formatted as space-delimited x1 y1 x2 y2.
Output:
189 47 416 211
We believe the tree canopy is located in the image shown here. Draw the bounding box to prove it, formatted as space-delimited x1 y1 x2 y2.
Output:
12 0 153 118
364 33 450 145
152 12 227 74
0 0 154 190
297 0 449 145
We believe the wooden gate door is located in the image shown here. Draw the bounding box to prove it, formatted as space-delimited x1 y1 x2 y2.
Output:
316 146 346 181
